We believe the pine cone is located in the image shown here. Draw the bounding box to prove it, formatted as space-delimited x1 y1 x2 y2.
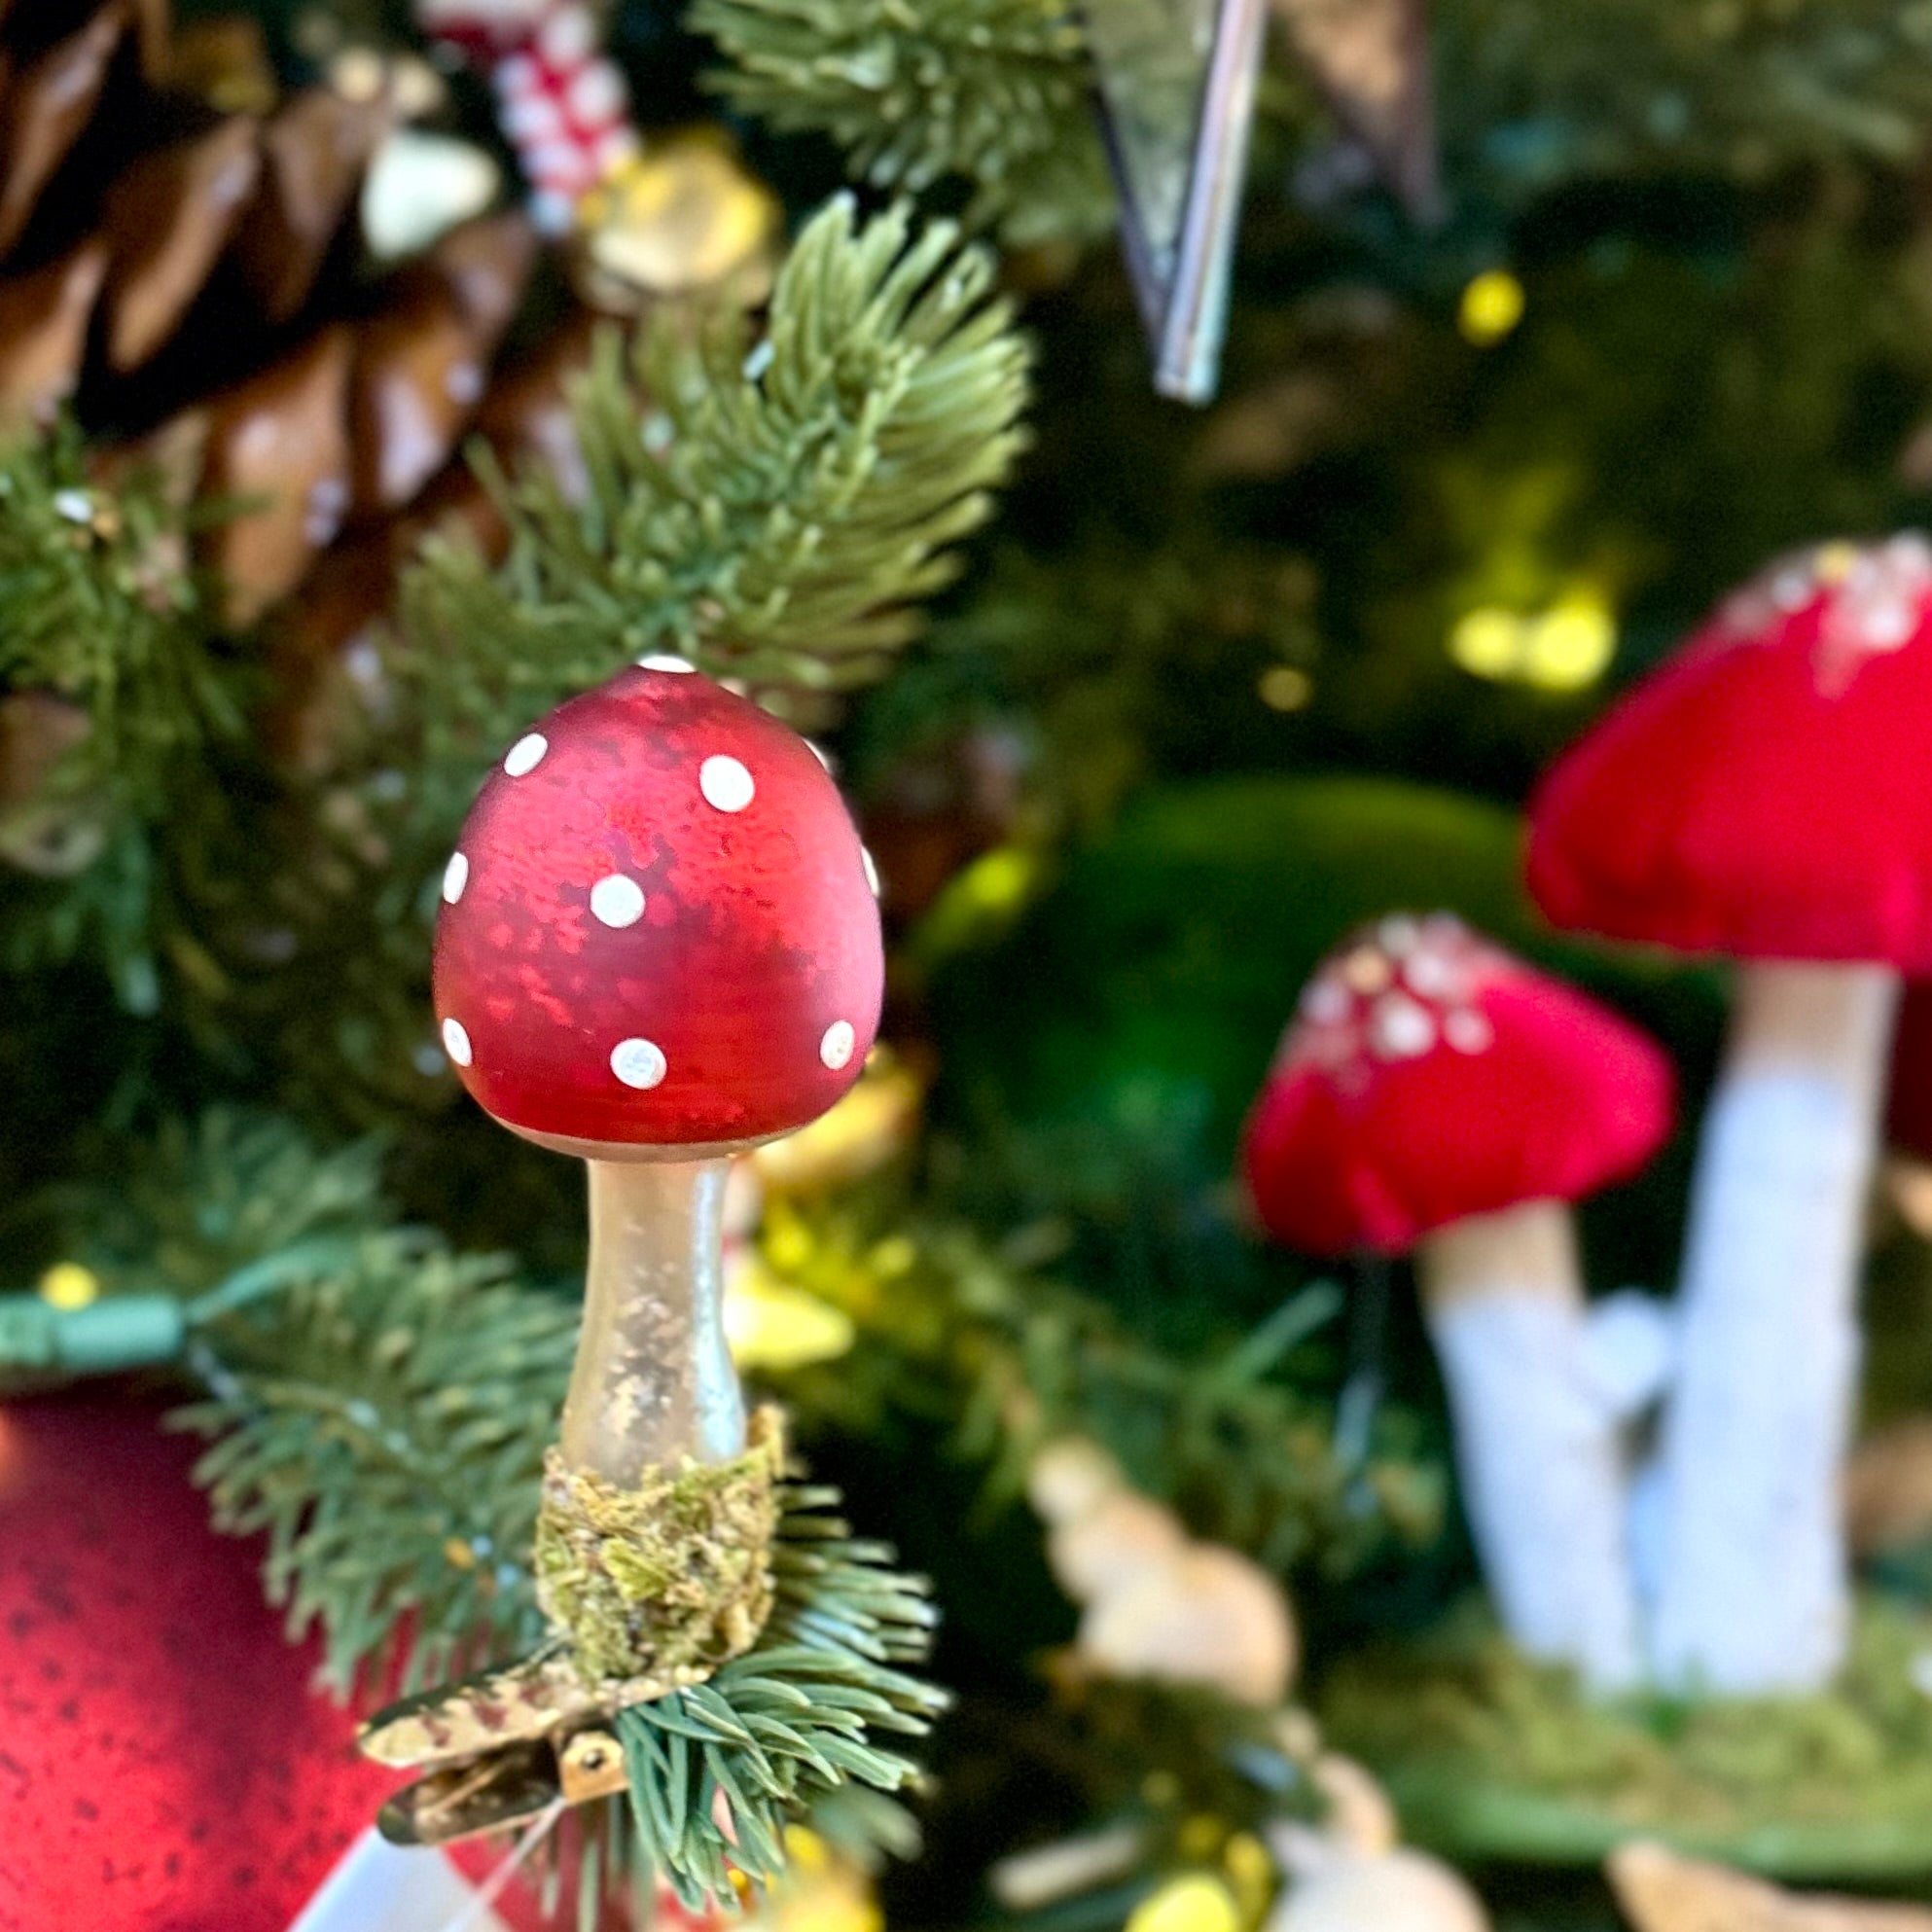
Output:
0 0 597 800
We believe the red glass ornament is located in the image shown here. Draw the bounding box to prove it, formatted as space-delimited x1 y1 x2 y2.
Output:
434 663 883 1154
0 1396 390 1932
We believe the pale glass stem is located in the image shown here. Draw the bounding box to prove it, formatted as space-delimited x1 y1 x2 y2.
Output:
557 1157 747 1485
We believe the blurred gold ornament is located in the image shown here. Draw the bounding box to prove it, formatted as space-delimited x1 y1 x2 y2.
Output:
754 1051 925 1194
573 130 782 314
726 1252 856 1373
1127 1875 1243 1932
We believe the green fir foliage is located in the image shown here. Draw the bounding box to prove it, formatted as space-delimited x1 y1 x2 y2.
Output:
618 1486 944 1906
0 427 232 1003
694 0 1114 245
396 196 1032 768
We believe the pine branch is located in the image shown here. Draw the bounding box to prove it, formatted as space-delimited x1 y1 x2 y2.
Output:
176 1234 576 1694
0 426 234 997
395 197 1033 772
697 0 1932 250
758 1206 1442 1577
693 0 1114 246
618 1486 943 1907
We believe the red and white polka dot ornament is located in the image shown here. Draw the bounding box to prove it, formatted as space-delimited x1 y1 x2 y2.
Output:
433 662 882 1154
415 0 640 232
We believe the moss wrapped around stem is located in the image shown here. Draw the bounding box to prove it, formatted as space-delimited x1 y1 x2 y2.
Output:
535 1406 786 1684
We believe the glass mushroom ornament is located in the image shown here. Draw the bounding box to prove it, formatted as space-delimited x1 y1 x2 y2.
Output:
1528 533 1932 1694
1241 914 1675 1690
368 661 891 1843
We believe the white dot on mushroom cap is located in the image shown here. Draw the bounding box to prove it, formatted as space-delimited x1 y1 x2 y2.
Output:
1445 1009 1494 1055
1403 948 1456 998
806 739 834 771
862 847 880 897
611 1037 667 1089
1863 599 1914 649
638 654 697 673
1371 992 1436 1059
504 733 549 777
699 755 755 812
441 1017 473 1067
442 852 469 905
590 874 647 928
1301 978 1351 1024
820 1020 857 1071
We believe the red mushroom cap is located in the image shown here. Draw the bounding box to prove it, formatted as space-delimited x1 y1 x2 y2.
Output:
1527 535 1932 964
1240 913 1675 1256
433 662 883 1152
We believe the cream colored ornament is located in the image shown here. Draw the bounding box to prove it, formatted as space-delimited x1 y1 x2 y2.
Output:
1267 1849 1489 1932
1047 1491 1188 1604
362 129 501 260
1079 1544 1298 1707
1308 1752 1398 1857
1608 1841 1932 1932
1028 1437 1128 1527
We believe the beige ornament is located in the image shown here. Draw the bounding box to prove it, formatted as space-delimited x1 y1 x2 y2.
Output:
1267 1848 1488 1932
1048 1491 1188 1604
1079 1544 1298 1708
1028 1437 1128 1528
1308 1752 1399 1857
1608 1841 1932 1932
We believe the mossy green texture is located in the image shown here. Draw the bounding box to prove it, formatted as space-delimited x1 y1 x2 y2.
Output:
1321 1599 1932 1879
534 1406 784 1685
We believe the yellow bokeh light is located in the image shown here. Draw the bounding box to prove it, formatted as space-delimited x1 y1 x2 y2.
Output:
1459 269 1525 345
38 1263 99 1311
1125 1875 1242 1932
754 1053 923 1194
726 1255 856 1373
1523 597 1617 690
1449 607 1524 678
1257 665 1313 712
1450 593 1617 691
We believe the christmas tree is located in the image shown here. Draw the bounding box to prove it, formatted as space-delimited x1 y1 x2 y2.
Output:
12 2 1932 1929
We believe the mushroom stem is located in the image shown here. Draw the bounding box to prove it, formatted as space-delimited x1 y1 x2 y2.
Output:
558 1155 747 1486
1650 961 1898 1693
1415 1199 1641 1689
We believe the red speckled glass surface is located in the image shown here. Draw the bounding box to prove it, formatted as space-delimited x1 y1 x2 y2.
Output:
0 1397 389 1932
433 666 883 1149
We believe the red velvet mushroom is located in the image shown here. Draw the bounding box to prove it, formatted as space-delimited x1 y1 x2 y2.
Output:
1526 533 1932 1692
1242 913 1673 1686
434 662 882 1484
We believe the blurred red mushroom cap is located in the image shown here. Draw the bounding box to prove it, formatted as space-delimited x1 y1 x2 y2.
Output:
1527 535 1932 964
1240 914 1675 1256
433 662 883 1151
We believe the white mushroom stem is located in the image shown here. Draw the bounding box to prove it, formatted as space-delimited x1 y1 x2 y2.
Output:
1415 1200 1641 1689
558 1155 747 1485
1650 961 1898 1693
